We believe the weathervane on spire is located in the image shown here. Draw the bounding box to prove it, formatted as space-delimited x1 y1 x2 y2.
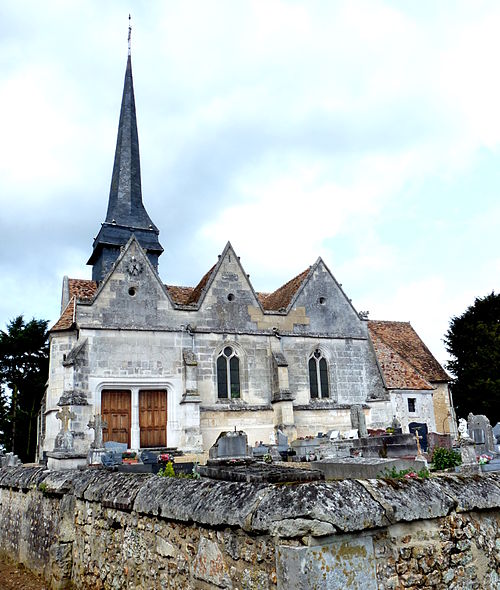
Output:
128 14 132 56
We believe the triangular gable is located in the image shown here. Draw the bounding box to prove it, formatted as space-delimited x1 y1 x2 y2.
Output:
89 234 171 305
195 242 262 310
76 235 174 329
295 257 361 316
288 258 364 336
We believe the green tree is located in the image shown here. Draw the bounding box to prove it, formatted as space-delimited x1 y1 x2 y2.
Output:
445 292 500 425
0 316 49 462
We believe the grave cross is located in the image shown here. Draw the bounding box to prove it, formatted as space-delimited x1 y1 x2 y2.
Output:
414 429 423 457
88 415 108 449
56 406 76 433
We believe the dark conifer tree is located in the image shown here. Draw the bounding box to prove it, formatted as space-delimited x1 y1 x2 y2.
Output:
0 316 49 461
445 292 500 424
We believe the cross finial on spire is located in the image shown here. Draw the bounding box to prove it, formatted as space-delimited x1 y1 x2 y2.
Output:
128 14 132 56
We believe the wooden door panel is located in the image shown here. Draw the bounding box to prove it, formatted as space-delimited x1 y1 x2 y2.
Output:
139 390 167 448
101 390 131 446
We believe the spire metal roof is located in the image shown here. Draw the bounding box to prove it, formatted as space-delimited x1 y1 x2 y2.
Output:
105 55 156 230
88 52 163 273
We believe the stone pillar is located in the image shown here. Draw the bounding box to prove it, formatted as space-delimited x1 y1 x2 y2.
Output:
180 349 203 452
130 388 140 450
271 351 296 441
350 405 368 438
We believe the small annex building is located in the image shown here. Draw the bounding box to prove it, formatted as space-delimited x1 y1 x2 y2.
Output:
38 51 456 464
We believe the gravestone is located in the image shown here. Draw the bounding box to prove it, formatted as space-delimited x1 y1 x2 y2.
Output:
350 405 368 438
88 415 107 449
409 422 428 452
467 413 496 454
459 438 481 475
47 405 87 470
87 414 108 466
209 431 251 460
0 452 21 467
54 406 76 452
101 441 128 467
391 416 403 434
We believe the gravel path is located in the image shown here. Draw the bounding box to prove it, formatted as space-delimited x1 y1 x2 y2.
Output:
0 557 48 590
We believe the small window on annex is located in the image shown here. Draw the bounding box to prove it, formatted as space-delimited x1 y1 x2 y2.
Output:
217 346 241 399
308 349 329 399
408 398 416 413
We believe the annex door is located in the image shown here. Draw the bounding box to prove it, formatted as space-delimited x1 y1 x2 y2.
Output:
101 390 131 446
139 390 167 448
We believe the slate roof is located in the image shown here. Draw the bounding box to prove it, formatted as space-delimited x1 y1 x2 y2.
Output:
259 267 311 311
368 320 449 385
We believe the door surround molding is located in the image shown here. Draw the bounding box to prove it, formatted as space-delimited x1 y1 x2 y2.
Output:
96 379 173 450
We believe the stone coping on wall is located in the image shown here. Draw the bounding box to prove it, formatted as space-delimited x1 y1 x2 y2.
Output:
0 467 499 539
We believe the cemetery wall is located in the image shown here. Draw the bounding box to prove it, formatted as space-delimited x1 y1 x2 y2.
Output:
0 467 499 589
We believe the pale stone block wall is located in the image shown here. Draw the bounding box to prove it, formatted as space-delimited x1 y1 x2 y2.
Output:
294 407 352 437
390 390 437 433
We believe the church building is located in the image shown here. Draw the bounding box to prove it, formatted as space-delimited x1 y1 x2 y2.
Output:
38 50 455 464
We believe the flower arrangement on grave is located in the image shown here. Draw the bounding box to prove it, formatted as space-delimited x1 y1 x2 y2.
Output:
158 453 174 465
477 454 493 465
122 451 138 464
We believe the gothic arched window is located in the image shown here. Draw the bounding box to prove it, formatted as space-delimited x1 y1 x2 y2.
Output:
217 346 240 399
308 349 329 399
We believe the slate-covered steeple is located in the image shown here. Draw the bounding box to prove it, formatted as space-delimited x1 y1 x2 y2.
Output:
87 51 163 282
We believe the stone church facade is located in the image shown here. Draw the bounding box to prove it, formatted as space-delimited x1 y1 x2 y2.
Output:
38 53 455 463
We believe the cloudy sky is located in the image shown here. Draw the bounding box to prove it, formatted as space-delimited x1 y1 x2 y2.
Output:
1 0 499 365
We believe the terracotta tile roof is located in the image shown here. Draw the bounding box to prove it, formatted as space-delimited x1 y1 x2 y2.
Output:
369 320 449 383
166 265 216 306
51 298 76 332
256 292 270 306
185 265 216 305
369 328 433 390
166 285 195 305
68 279 97 300
260 267 311 311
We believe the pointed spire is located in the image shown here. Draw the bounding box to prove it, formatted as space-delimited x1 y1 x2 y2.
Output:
128 14 132 56
87 24 163 282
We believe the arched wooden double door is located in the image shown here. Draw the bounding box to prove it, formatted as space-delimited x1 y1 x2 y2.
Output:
101 389 167 448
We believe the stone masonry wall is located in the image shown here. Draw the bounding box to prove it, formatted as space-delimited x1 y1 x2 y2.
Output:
0 467 499 589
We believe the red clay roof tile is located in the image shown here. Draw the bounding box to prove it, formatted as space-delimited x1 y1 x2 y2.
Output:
369 328 434 390
68 279 97 300
260 267 311 311
166 285 195 305
369 320 449 383
51 297 76 332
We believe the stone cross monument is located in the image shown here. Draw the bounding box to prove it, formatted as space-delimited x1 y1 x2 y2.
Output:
54 406 76 452
88 415 108 449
